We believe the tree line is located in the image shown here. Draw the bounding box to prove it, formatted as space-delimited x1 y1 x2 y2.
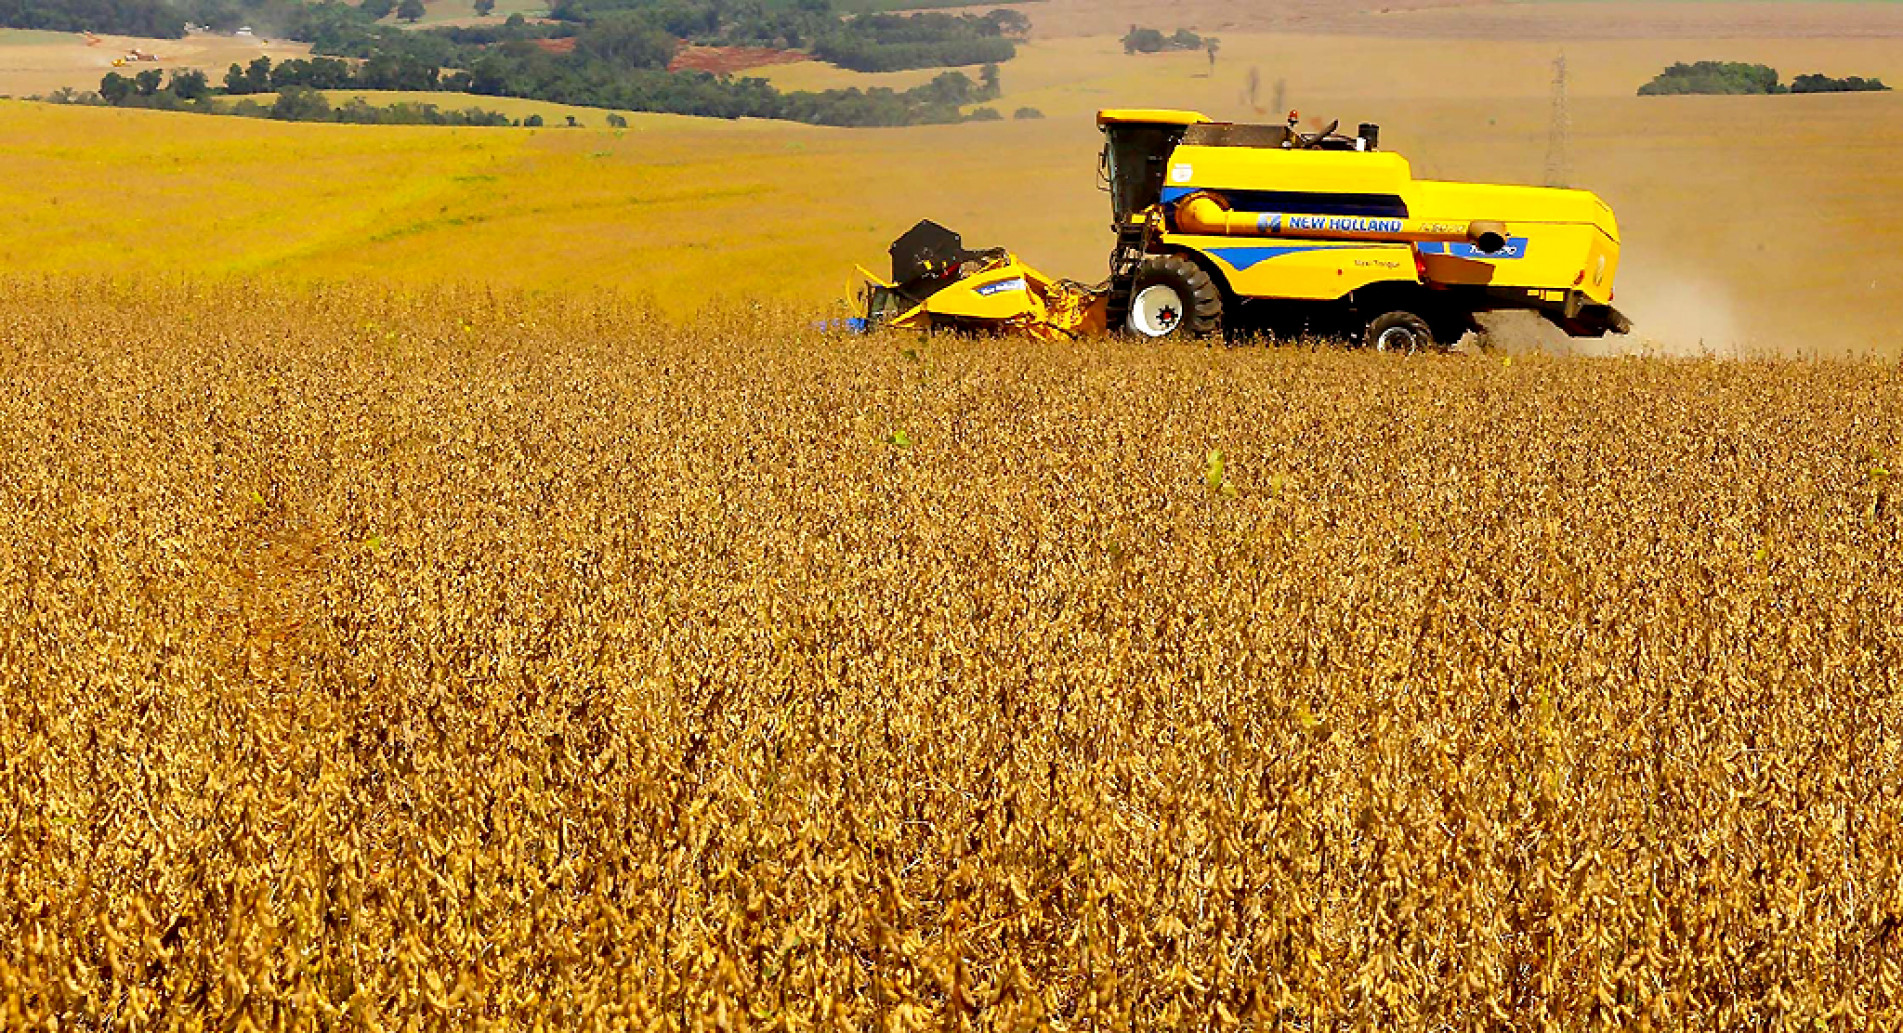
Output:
86 52 1007 127
543 0 1027 72
1639 61 1890 96
47 73 520 125
0 0 184 37
808 12 1017 73
1120 25 1209 55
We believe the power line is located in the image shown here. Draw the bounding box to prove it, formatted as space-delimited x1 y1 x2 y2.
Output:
1545 53 1572 188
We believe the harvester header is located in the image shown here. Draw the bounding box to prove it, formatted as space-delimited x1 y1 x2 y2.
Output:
861 109 1631 350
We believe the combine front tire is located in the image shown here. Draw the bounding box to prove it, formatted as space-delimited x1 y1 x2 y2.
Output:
1364 310 1437 353
1125 256 1221 339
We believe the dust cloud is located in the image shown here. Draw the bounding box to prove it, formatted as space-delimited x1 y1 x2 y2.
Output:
1600 269 1748 358
1469 268 1748 359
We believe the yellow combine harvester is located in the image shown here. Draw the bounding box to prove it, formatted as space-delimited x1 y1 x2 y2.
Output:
861 108 1630 349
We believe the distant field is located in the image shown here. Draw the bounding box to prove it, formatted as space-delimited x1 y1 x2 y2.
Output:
0 29 73 47
756 30 1903 125
0 100 853 314
991 0 1903 38
0 29 307 98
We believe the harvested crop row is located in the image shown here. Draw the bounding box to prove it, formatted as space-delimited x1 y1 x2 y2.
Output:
2 280 1901 1030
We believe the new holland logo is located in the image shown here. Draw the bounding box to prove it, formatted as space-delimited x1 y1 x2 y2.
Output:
1261 214 1284 233
975 278 1027 296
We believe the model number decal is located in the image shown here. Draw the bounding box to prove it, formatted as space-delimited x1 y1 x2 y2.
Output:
1419 238 1533 261
975 277 1027 296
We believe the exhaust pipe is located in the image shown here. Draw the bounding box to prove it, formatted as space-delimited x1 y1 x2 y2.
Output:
1176 192 1510 250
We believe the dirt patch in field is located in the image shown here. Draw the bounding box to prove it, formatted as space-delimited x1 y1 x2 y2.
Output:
667 44 812 75
532 37 577 55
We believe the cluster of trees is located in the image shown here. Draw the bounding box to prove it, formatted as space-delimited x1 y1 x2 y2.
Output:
0 0 184 37
545 0 1027 70
2 0 1032 75
813 34 1011 73
1790 72 1890 94
220 53 444 92
1639 61 1891 96
293 0 1025 84
778 67 999 125
424 19 577 47
550 0 822 45
99 66 208 101
810 11 1018 73
1637 62 1784 95
92 52 1006 126
235 87 517 124
1121 25 1208 55
45 75 519 124
359 0 428 23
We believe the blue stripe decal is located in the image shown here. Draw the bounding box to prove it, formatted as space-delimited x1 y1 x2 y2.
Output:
1418 237 1533 261
1161 186 1195 203
1205 245 1344 270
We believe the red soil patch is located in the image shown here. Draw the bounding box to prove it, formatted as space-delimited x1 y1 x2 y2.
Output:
667 44 811 75
532 37 576 55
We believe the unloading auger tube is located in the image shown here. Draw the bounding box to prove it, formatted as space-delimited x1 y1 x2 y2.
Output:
1173 191 1511 253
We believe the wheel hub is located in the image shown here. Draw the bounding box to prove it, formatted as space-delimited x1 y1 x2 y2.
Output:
1375 325 1425 353
1129 285 1186 337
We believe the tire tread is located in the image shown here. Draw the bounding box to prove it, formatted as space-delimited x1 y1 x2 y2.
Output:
1127 254 1222 338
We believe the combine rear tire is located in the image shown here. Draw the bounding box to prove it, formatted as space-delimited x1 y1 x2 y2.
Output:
1364 310 1437 353
1126 256 1221 339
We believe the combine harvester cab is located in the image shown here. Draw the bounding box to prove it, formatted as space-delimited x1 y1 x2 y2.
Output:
1098 109 1631 348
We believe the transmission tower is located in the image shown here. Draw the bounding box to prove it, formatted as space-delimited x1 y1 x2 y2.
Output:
1544 53 1572 188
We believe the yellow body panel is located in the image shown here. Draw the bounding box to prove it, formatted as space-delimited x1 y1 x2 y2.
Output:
877 256 1107 339
881 264 1046 327
922 265 1049 322
1164 145 1416 197
1168 236 1416 301
1414 222 1620 306
1412 180 1618 236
